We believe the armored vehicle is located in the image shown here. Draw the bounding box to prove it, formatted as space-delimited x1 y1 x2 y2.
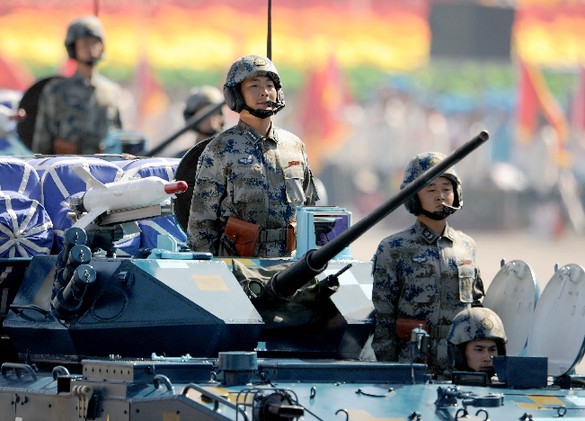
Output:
2 130 585 420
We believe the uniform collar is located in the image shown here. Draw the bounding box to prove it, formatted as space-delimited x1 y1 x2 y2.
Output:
237 119 277 144
414 219 454 244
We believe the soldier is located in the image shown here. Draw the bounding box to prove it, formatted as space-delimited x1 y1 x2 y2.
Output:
32 16 123 155
447 307 507 376
175 85 225 157
371 151 485 378
187 55 318 257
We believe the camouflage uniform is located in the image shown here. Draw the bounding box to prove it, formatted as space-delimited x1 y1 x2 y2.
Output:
187 119 317 257
32 71 122 155
371 219 484 375
187 55 317 257
32 16 121 155
372 151 485 375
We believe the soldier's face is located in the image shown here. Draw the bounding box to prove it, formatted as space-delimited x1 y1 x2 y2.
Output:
417 176 454 214
197 110 225 137
464 339 498 372
75 36 104 64
241 76 277 109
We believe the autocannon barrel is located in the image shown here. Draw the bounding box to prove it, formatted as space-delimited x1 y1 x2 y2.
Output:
267 130 490 298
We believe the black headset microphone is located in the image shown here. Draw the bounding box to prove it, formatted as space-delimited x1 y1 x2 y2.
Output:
265 100 285 113
245 100 285 119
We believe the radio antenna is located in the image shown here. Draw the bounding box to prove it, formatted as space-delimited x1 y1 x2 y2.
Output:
267 0 272 59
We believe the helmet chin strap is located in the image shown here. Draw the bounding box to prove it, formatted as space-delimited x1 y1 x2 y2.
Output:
419 204 460 220
244 106 274 119
77 56 101 67
244 100 285 119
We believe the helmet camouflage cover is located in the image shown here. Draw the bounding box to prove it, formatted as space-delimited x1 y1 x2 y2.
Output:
400 151 462 215
223 55 284 112
447 307 507 346
65 16 105 59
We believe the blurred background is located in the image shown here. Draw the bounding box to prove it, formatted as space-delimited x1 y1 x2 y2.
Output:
1 0 585 243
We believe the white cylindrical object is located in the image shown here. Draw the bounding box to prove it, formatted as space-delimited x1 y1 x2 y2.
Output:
82 177 187 212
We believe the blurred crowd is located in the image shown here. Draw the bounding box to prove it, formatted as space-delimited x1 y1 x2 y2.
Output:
305 81 584 237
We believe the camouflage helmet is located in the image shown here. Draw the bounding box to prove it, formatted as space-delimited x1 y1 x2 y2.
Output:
65 16 105 59
183 85 224 122
447 307 507 371
447 307 508 374
223 55 284 113
400 151 462 215
448 307 507 346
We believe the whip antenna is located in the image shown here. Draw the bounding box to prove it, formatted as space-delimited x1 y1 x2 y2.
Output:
267 0 272 59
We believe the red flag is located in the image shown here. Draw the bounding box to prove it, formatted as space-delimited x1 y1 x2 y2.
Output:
131 55 170 141
134 57 168 119
517 60 568 142
296 54 352 174
516 59 569 165
516 60 539 144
